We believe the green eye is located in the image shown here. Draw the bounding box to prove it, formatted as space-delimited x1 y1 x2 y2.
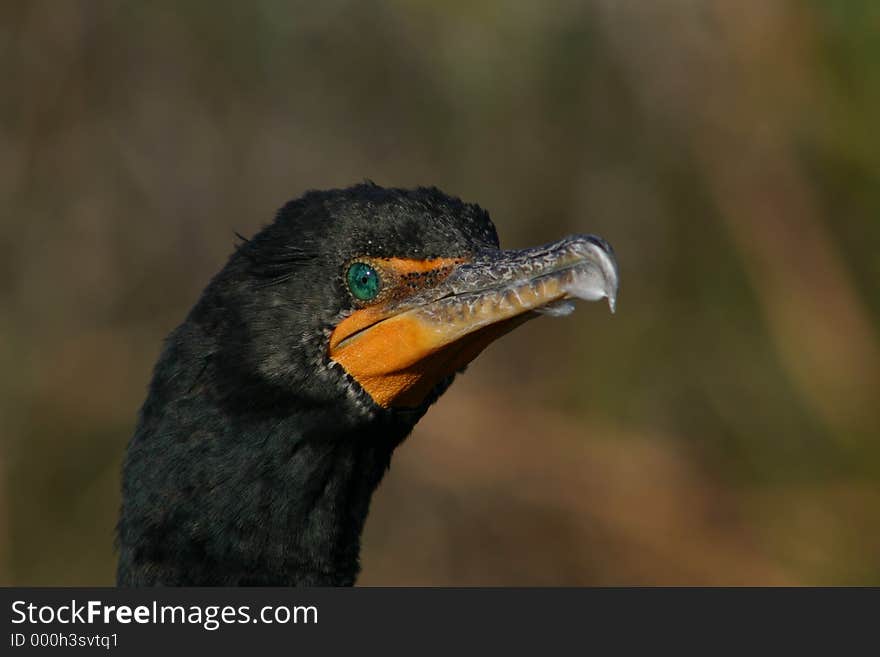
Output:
346 262 381 301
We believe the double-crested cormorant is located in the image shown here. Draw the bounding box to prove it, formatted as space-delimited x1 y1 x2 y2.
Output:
116 184 618 586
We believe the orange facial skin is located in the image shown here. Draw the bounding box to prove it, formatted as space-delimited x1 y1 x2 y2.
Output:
329 256 473 408
328 236 619 409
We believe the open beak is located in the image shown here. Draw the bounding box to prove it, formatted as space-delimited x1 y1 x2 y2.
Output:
329 235 619 409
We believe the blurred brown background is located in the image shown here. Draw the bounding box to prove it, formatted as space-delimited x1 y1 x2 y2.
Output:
2 1 879 585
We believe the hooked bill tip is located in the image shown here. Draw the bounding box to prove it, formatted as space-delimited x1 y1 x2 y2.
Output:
560 236 619 316
587 236 618 316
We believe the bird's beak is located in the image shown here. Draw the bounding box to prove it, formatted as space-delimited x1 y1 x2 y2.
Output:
329 235 619 409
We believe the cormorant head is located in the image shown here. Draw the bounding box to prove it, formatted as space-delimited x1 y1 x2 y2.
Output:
118 183 620 586
199 183 618 427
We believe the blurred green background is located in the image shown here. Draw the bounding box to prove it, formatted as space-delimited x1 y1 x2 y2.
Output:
2 0 879 585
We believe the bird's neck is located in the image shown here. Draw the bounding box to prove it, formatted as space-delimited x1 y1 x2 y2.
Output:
117 346 415 586
233 420 396 586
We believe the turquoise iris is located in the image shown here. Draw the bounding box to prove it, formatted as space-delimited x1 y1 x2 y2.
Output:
346 262 381 301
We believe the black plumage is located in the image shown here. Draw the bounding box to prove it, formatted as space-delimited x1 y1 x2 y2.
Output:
117 185 498 585
116 183 618 586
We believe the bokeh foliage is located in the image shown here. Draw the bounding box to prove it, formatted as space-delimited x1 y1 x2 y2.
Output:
1 0 878 584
